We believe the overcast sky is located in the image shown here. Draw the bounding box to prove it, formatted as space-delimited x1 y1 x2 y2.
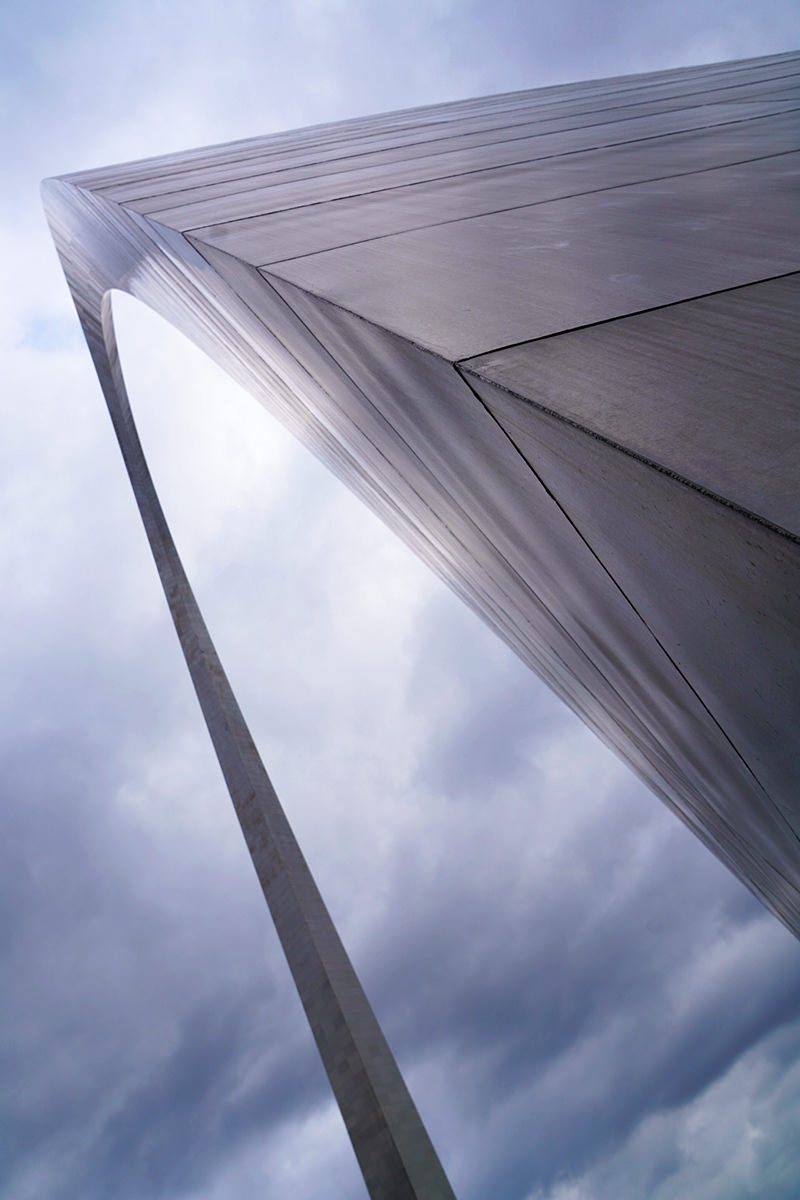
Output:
3 3 800 1198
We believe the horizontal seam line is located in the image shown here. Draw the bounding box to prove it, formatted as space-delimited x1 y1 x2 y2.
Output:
126 98 800 217
177 110 800 233
455 268 800 362
249 147 800 267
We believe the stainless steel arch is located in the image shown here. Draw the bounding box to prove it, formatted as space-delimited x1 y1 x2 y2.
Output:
42 48 800 1193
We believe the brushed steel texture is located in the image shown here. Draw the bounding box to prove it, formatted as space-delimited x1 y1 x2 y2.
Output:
43 48 800 1194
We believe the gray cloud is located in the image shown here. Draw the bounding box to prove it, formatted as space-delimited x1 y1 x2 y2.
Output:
4 2 800 1199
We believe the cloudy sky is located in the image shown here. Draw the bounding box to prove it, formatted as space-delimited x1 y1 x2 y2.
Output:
4 2 800 1198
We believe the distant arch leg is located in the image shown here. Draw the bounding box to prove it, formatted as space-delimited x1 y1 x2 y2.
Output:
65 284 456 1199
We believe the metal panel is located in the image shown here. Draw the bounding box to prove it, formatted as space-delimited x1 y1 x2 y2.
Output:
261 153 800 358
142 106 799 240
463 274 800 534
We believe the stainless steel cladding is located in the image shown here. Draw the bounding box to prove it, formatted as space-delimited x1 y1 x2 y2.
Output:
43 48 800 1194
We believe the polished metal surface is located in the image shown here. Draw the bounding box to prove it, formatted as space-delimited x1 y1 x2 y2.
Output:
43 48 800 1193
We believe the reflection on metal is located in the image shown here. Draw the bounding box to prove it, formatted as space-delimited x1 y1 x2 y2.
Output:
40 152 456 1200
44 49 800 1191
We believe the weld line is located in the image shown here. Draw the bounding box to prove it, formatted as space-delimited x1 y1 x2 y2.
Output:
250 148 799 267
454 363 800 846
456 269 800 363
180 118 800 235
137 98 800 218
